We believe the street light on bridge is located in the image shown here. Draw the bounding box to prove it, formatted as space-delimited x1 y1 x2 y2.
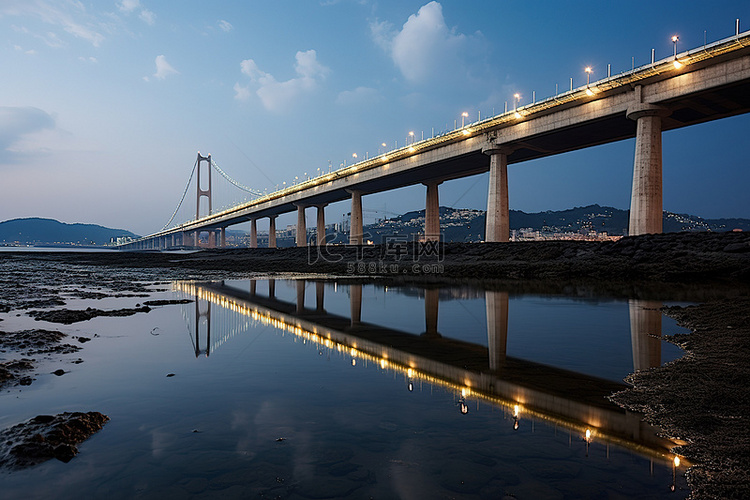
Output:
461 111 469 127
585 67 594 95
672 35 683 68
513 93 522 118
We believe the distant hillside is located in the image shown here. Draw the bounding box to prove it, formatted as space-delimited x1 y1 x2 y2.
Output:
363 205 749 242
0 218 139 246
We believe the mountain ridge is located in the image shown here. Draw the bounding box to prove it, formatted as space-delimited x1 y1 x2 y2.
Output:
368 204 749 243
3 205 748 247
0 217 139 246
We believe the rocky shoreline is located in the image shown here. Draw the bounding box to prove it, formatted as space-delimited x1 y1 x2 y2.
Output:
0 412 109 470
1 230 748 496
611 299 750 499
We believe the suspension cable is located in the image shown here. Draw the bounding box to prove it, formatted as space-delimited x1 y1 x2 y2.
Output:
211 158 263 196
161 157 198 230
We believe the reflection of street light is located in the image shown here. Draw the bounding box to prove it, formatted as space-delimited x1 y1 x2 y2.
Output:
585 67 594 96
672 35 683 68
513 93 521 118
461 111 468 127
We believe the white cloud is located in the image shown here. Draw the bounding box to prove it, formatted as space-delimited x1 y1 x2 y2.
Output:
118 0 140 13
336 86 381 106
0 106 56 162
218 20 233 32
370 1 468 84
369 19 394 52
236 50 329 112
1 1 105 47
294 50 328 79
233 83 251 102
153 55 178 80
13 44 37 55
43 31 65 48
240 59 271 83
117 0 154 25
139 9 156 25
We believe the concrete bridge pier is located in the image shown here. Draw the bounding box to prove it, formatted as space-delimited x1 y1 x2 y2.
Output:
250 219 258 248
423 182 442 242
220 228 226 248
482 145 512 242
268 216 277 248
296 204 308 247
296 281 305 313
423 288 440 337
348 190 363 245
627 87 670 235
250 279 256 296
316 204 328 246
195 297 211 358
350 284 362 327
268 278 276 298
485 291 509 370
629 299 663 371
315 282 325 312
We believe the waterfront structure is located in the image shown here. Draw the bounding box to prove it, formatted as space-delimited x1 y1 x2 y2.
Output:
118 31 750 250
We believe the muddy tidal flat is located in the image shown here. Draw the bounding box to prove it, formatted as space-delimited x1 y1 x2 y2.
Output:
1 231 749 499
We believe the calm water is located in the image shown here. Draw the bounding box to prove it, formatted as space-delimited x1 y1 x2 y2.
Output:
0 278 690 499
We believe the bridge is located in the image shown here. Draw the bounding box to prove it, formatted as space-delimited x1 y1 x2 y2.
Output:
118 29 750 250
174 278 682 463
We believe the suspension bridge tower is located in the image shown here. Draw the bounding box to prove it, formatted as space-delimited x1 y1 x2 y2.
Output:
194 152 213 247
196 152 212 219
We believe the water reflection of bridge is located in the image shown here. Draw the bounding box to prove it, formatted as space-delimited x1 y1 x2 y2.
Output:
175 279 681 462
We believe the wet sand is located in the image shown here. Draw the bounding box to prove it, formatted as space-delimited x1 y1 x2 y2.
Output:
1 230 748 497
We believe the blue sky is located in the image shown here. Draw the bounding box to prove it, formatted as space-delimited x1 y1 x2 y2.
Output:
2 0 749 235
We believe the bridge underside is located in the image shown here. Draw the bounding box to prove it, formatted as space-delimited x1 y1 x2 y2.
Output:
222 78 750 227
509 79 750 164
